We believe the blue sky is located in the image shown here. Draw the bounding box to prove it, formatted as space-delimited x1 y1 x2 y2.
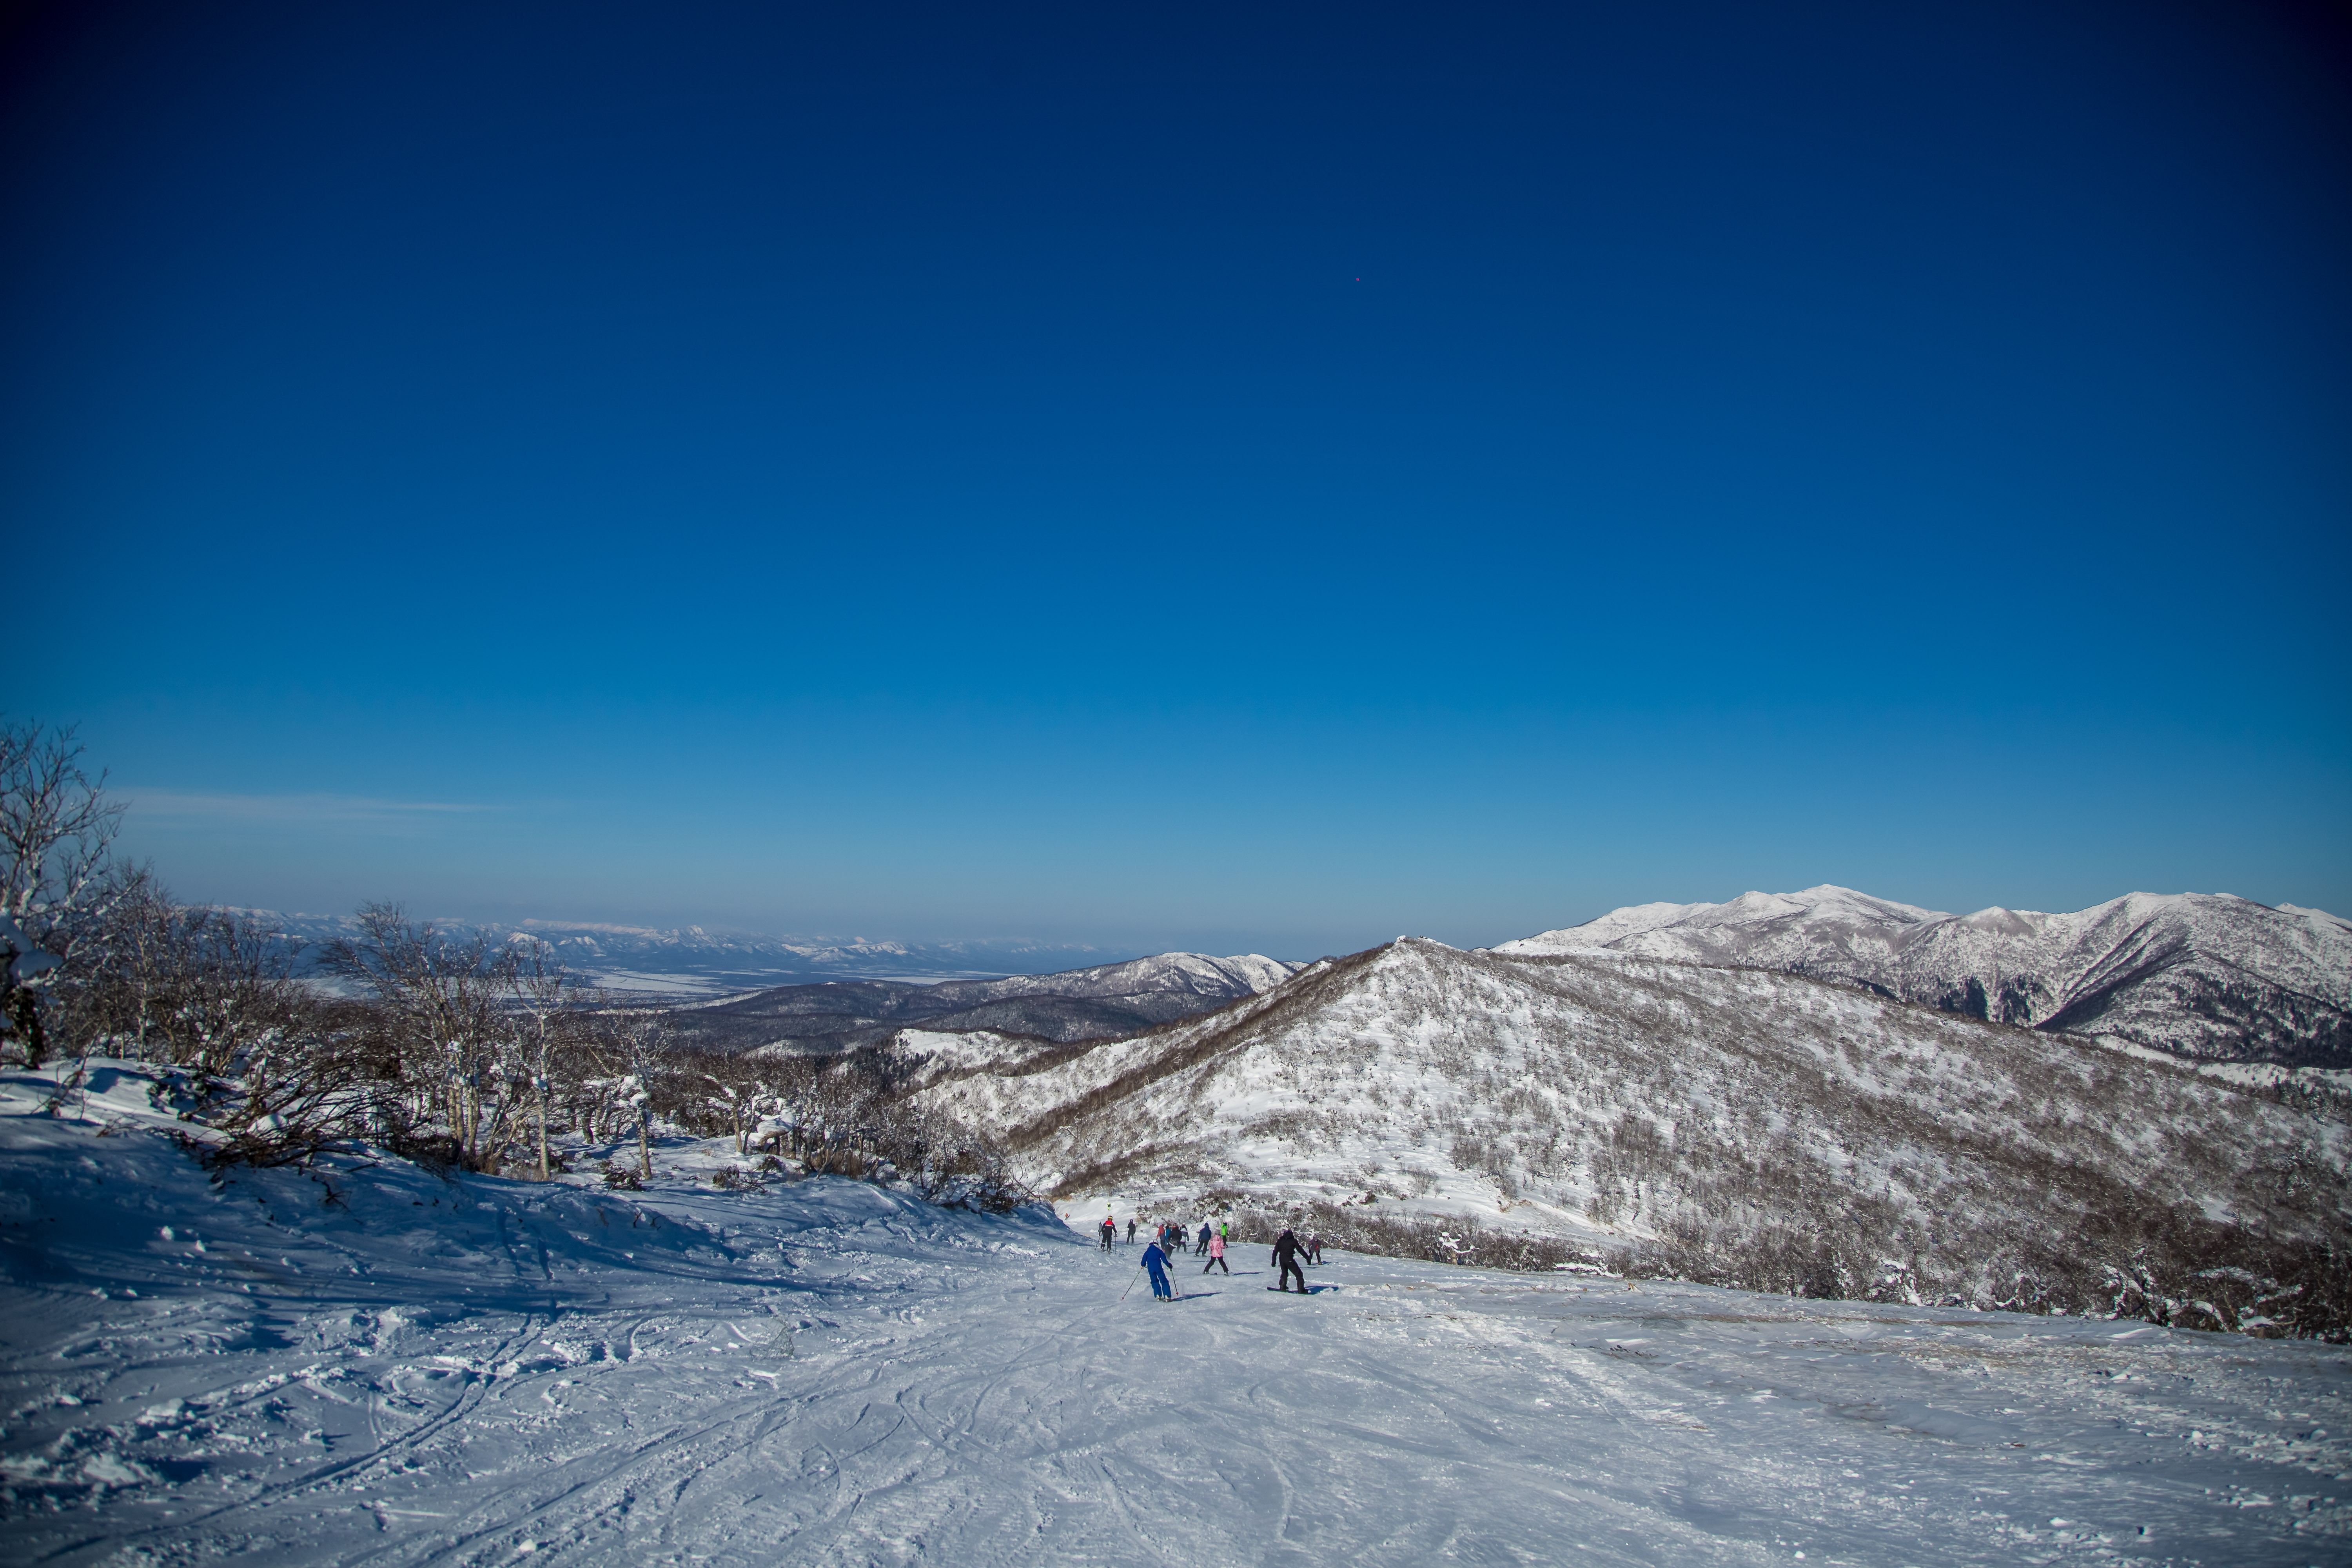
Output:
9 0 2349 960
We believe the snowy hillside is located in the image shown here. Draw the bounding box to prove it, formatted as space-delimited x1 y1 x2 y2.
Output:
668 951 1303 1055
250 909 1129 999
6 1065 2349 1564
906 940 2350 1307
1497 885 2352 1067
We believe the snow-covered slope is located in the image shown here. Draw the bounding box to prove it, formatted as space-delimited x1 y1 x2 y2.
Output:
1497 886 2352 1067
907 940 2350 1295
670 951 1304 1055
922 951 1297 1007
7 1065 2349 1564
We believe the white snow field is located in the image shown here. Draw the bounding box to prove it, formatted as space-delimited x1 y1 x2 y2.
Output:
4 1067 2349 1566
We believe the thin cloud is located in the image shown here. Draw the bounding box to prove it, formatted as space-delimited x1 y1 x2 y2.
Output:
122 790 503 824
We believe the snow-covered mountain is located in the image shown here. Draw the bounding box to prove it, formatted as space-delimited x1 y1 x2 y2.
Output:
247 910 1131 998
1495 886 2352 1068
668 951 1305 1055
902 940 2350 1300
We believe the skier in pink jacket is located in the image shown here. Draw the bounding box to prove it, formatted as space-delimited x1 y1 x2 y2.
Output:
1201 1229 1229 1274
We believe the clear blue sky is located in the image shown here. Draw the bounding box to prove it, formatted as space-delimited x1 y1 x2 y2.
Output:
9 0 2349 960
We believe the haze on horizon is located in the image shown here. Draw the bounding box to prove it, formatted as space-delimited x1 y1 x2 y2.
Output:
9 1 2348 962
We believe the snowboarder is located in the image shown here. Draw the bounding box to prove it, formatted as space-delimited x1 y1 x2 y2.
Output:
1306 1233 1325 1265
1141 1238 1174 1300
1272 1227 1307 1293
1201 1229 1228 1274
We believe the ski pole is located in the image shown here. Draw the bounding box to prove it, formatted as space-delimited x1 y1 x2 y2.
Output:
1119 1266 1139 1303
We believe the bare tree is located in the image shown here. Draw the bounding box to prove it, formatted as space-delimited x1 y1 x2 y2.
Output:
321 903 514 1166
69 883 301 1074
1 721 136 1065
506 938 581 1180
588 1004 675 1179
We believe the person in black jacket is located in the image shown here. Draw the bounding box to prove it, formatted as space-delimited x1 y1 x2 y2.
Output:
1272 1227 1307 1293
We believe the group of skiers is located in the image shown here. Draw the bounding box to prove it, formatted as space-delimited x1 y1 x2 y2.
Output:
1091 1210 1326 1302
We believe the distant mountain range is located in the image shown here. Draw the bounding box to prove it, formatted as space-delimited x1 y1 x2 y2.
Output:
898 938 2350 1306
667 952 1302 1055
250 911 1132 997
1495 886 2351 1068
247 883 2350 1069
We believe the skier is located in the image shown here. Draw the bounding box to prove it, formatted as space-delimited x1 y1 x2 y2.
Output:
1125 1217 1137 1246
1201 1229 1228 1274
1100 1213 1116 1252
1140 1237 1174 1301
1307 1232 1325 1266
1196 1220 1213 1254
1272 1227 1307 1293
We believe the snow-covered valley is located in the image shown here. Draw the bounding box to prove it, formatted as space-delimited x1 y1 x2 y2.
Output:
253 912 1135 1002
4 1069 2349 1567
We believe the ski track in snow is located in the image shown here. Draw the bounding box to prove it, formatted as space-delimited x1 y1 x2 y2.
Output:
4 1079 2349 1566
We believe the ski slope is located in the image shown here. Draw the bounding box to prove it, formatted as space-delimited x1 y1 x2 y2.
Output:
4 1065 2348 1566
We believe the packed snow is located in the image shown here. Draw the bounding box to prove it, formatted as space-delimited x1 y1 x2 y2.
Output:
6 1063 2348 1565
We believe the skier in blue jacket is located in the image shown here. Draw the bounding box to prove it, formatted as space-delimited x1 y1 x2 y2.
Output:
1140 1238 1174 1301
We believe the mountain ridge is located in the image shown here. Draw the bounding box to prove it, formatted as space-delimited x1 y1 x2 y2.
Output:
899 938 2350 1307
668 951 1305 1056
1494 885 2351 1067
